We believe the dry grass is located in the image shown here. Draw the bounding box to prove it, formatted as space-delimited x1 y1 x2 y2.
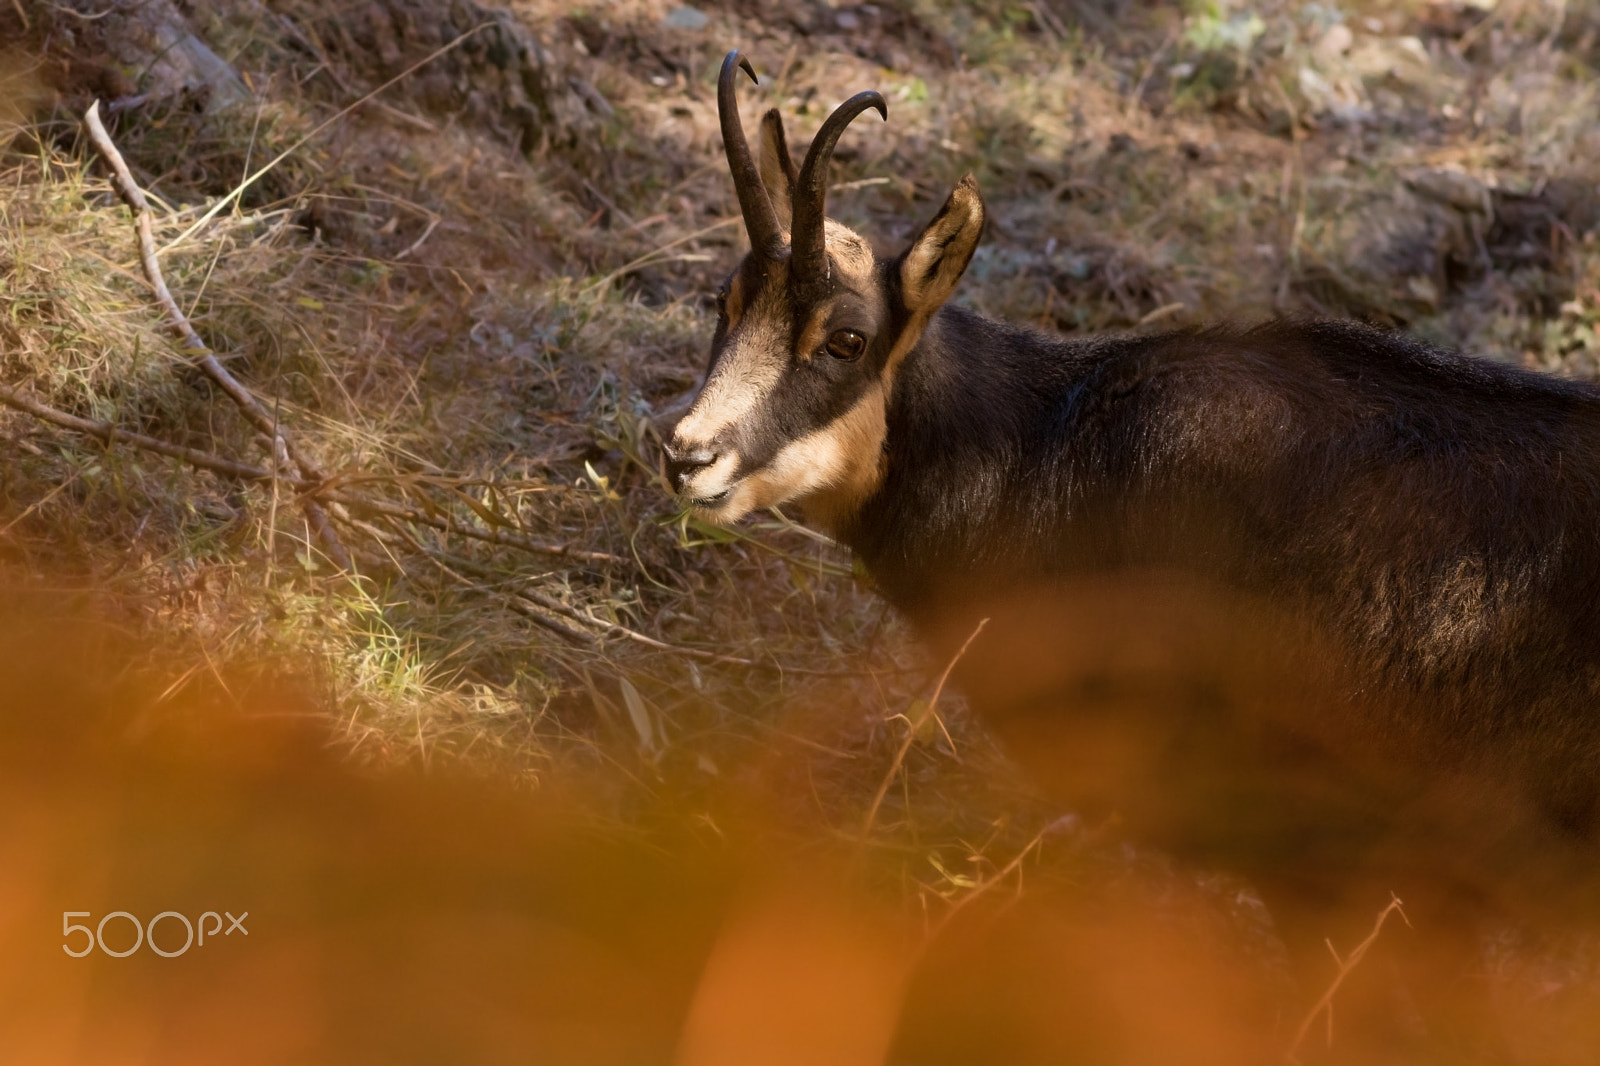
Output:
4 0 1600 1053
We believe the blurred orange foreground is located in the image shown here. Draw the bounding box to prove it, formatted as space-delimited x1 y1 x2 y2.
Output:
1 598 1595 1065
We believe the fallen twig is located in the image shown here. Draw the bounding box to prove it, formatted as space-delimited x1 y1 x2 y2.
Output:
0 383 281 484
82 100 352 571
392 530 864 675
0 384 622 567
582 215 742 294
517 582 766 665
399 527 765 664
411 540 598 646
342 493 626 566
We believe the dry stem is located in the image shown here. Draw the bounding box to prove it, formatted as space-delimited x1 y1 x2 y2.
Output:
859 617 990 843
81 101 352 571
342 494 625 566
929 822 1051 940
1288 893 1410 1061
0 382 280 484
393 529 856 674
0 383 619 567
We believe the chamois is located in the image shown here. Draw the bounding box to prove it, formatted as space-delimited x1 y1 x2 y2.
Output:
668 51 1600 1059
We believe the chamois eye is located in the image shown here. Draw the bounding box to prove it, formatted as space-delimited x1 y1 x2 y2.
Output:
825 329 866 361
715 288 729 316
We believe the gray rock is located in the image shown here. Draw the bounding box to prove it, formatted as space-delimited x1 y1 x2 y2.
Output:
82 0 250 112
663 7 710 31
1405 167 1493 215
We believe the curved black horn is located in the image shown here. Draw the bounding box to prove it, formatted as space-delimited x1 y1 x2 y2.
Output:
790 90 888 291
718 51 784 259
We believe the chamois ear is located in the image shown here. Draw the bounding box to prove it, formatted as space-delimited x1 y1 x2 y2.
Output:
757 109 798 231
897 174 984 317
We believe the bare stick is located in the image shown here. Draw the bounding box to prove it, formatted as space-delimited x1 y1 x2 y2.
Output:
0 383 283 483
400 530 763 666
1125 25 1180 120
1287 894 1410 1061
515 582 774 667
0 385 619 567
348 534 591 647
859 617 990 843
393 531 865 675
515 585 868 674
581 215 742 294
409 542 599 646
517 584 876 674
504 596 604 646
341 494 627 566
81 101 351 571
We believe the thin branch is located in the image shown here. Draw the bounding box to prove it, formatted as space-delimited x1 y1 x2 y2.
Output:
340 494 627 566
407 531 770 666
517 582 769 666
504 595 605 646
0 384 623 567
514 584 875 674
1125 25 1180 121
81 101 351 571
412 542 599 646
582 215 742 294
859 618 990 843
393 532 861 676
1287 894 1410 1062
0 383 280 483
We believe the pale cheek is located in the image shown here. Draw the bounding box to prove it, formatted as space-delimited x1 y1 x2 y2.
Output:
689 386 888 528
725 481 763 521
744 431 849 511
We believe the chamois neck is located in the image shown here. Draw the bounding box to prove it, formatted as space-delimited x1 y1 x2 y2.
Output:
840 304 1097 614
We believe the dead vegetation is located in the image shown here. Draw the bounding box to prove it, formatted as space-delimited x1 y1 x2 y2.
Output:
3 0 1600 1058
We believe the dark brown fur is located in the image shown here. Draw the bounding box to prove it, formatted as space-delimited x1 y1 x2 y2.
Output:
853 312 1600 1061
679 53 1600 1060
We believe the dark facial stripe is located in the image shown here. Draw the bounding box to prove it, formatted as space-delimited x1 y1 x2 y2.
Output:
732 339 884 480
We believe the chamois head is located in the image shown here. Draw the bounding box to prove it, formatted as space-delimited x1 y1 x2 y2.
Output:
665 51 986 535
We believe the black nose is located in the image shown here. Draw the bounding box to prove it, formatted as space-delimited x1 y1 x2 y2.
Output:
664 443 717 491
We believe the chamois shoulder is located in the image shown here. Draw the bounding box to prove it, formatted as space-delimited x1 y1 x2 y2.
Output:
1049 318 1600 489
1129 318 1600 405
